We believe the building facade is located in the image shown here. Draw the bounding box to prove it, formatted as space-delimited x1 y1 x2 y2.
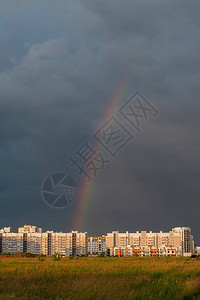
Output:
106 227 194 257
65 231 87 257
0 225 87 257
0 225 195 257
87 236 106 256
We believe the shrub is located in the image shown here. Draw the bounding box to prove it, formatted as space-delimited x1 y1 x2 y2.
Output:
24 252 36 257
99 253 105 257
52 253 62 261
39 254 45 261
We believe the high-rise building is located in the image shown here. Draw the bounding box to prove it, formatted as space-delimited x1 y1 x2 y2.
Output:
106 227 194 257
0 225 195 257
18 225 42 233
171 227 194 256
66 231 87 257
106 231 129 249
0 226 87 257
0 227 13 233
87 235 106 255
1 232 23 253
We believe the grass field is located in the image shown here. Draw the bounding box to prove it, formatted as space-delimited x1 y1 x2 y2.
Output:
0 256 200 299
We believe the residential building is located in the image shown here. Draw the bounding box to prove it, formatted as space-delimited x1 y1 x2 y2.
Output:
18 225 42 234
0 226 87 257
172 227 194 256
0 225 195 257
1 232 23 253
65 231 87 257
87 235 106 256
106 227 194 257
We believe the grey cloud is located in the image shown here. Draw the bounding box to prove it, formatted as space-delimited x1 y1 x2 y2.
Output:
0 1 200 243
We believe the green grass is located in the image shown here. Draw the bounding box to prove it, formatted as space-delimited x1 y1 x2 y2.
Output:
0 256 200 299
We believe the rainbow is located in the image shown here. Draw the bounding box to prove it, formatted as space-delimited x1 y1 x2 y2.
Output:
73 73 131 231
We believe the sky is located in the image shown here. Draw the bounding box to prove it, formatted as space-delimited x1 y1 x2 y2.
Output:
0 0 200 244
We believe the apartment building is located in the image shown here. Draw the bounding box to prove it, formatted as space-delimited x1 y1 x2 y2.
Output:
113 245 133 257
0 227 13 233
87 235 106 255
0 232 23 253
106 231 129 248
106 227 194 257
0 227 22 253
18 225 42 234
0 226 87 257
17 225 43 254
0 225 195 257
41 232 69 256
65 231 87 257
41 231 87 257
171 227 194 257
41 231 88 257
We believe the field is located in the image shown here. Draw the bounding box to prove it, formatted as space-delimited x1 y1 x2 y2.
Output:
0 256 200 299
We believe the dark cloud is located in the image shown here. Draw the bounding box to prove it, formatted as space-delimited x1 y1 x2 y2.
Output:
0 1 200 243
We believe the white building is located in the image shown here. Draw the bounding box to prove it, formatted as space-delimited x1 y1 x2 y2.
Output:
0 225 195 257
87 236 106 256
65 231 87 257
106 227 194 257
0 226 87 257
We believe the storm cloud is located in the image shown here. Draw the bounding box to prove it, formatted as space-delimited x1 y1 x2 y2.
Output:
0 0 200 243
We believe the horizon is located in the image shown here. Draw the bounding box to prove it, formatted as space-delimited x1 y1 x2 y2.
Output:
1 223 199 245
